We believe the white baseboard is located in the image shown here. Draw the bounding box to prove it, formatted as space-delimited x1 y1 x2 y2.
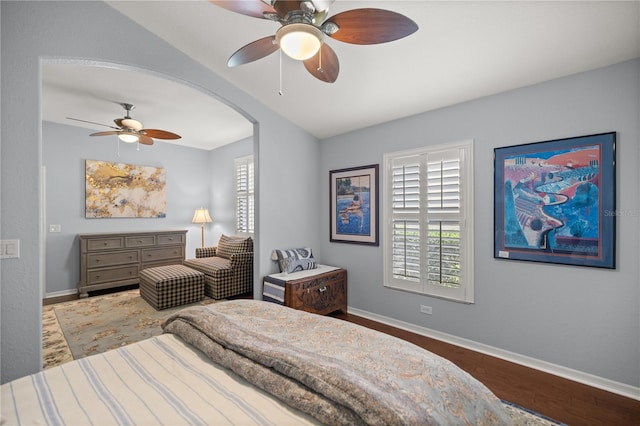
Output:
44 289 78 299
348 306 640 401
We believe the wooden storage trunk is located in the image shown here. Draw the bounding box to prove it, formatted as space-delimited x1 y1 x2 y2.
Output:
263 266 347 315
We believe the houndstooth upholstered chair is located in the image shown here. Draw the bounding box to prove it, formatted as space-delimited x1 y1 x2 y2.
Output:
183 234 253 299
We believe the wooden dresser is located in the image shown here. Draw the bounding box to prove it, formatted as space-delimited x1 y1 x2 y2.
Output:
78 230 187 298
263 266 347 315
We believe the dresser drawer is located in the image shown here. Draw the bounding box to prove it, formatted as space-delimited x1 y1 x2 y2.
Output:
158 233 185 245
87 237 124 251
78 230 187 298
87 250 139 268
87 265 139 285
142 246 184 262
125 235 156 247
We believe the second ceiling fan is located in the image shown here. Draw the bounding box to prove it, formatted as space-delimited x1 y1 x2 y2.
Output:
211 0 418 83
67 103 181 145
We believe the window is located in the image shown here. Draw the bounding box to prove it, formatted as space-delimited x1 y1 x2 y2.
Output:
235 155 254 234
383 140 474 303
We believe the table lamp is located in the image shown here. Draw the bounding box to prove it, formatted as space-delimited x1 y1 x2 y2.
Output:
192 208 212 247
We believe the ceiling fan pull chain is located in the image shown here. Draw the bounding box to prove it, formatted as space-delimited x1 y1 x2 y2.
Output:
278 49 284 96
318 46 323 73
117 137 121 157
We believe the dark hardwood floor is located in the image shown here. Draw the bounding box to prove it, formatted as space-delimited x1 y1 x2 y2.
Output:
333 312 640 426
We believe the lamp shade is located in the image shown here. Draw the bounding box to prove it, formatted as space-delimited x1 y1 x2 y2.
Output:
276 23 323 60
192 208 212 224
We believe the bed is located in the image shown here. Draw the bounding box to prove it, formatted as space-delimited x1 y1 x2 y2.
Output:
1 300 509 425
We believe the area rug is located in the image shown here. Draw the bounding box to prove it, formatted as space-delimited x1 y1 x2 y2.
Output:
43 290 563 425
52 289 216 361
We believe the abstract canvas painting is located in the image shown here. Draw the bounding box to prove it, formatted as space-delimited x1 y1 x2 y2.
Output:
494 132 615 268
85 159 166 218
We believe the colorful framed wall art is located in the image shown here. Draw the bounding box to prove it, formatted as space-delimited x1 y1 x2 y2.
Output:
85 159 166 218
330 164 379 245
494 132 616 268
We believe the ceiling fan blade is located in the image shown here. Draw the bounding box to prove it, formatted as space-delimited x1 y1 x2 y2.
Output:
228 36 279 67
138 135 154 145
303 43 339 83
67 117 119 130
326 8 418 45
208 0 275 19
89 131 119 137
142 129 181 140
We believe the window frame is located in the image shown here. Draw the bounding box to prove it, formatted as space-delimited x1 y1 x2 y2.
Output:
382 140 474 303
234 154 254 235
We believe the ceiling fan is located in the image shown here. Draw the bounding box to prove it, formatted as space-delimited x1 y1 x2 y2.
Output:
211 0 418 83
67 103 181 145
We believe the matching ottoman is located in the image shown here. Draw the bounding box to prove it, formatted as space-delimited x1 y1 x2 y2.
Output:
139 264 205 310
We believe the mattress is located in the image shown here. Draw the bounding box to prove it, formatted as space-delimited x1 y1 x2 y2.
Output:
1 333 319 425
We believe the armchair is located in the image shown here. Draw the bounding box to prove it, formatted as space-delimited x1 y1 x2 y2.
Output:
183 234 253 299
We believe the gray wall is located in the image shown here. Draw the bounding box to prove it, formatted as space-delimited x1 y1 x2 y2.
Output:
42 121 236 296
319 59 640 387
1 1 321 383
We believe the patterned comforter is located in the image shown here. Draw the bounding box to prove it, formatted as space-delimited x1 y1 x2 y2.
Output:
162 300 509 425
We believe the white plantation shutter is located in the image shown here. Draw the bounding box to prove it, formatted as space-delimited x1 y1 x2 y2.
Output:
426 152 461 289
391 160 421 281
384 141 474 303
235 155 254 234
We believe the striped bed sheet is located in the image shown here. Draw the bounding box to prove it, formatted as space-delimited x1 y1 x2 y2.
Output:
262 264 340 304
1 334 320 426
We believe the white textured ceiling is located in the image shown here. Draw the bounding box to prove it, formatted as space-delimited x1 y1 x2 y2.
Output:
42 1 640 150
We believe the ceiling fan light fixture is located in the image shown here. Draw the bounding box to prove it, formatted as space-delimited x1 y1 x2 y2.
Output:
121 118 143 131
118 132 139 143
276 23 323 60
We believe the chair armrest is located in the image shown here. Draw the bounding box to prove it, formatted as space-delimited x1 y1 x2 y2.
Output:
230 251 253 267
195 246 217 258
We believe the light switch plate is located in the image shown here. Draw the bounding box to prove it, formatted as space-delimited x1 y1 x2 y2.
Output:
1 239 20 259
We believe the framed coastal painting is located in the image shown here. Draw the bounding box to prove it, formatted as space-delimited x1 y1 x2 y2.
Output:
85 159 167 218
494 132 616 269
330 164 379 245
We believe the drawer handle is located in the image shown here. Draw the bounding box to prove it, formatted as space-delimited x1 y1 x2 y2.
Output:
138 240 143 243
95 275 100 279
319 285 327 293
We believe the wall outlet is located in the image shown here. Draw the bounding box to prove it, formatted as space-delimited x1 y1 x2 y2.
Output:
420 305 432 315
49 224 61 233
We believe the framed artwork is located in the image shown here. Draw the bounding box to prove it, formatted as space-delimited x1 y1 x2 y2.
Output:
494 132 616 268
85 159 166 218
330 164 379 245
